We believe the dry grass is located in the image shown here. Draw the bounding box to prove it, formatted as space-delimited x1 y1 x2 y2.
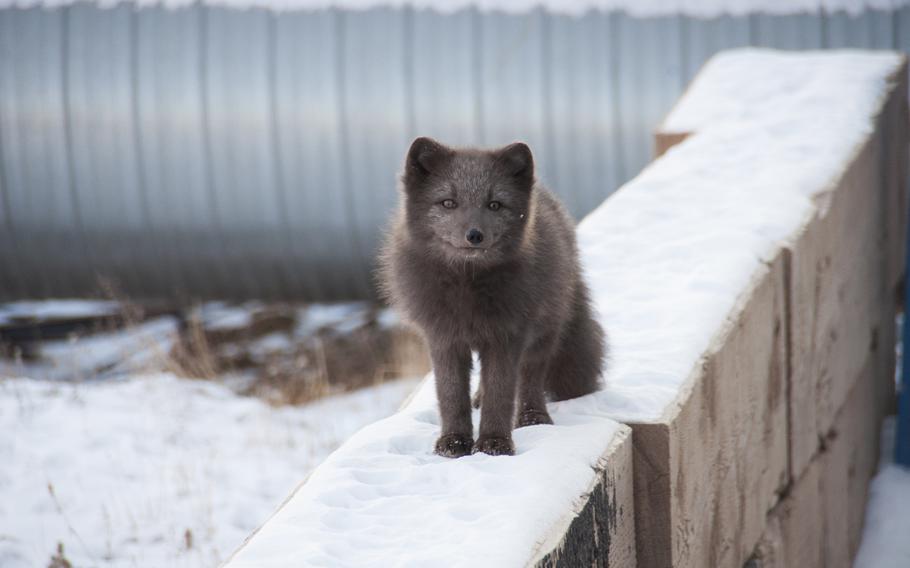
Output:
0 295 431 407
46 543 73 568
167 304 430 406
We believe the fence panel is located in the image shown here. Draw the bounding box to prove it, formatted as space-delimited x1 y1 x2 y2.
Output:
0 4 904 301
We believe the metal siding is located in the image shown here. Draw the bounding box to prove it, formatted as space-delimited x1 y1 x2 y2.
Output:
66 4 154 297
410 8 477 146
682 15 751 83
340 7 410 296
867 9 896 49
0 9 28 299
478 10 549 167
134 4 223 300
616 14 685 179
2 8 94 297
898 5 910 53
0 5 905 301
0 146 14 298
548 11 617 219
825 11 864 48
752 12 824 49
273 9 362 300
825 10 894 48
204 6 289 299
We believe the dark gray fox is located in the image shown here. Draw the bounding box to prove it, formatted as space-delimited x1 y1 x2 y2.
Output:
378 137 605 457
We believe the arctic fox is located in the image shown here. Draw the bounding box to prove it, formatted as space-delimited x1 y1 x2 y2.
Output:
378 138 605 457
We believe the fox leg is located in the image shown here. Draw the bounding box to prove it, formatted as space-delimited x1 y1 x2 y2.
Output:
516 332 557 428
474 340 520 456
429 339 473 458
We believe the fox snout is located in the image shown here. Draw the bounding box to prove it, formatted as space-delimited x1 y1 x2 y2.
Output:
465 229 484 245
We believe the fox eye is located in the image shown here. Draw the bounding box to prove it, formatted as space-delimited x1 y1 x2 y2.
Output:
488 201 501 211
442 199 457 209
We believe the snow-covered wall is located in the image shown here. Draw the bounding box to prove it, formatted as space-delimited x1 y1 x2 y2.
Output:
638 50 907 567
222 49 908 567
223 376 636 567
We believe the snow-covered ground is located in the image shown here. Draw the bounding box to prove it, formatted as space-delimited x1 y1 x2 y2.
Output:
0 317 181 383
855 417 910 568
0 373 419 567
855 317 909 567
0 300 120 326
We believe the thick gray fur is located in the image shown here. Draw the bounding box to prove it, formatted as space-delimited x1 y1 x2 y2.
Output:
378 137 605 457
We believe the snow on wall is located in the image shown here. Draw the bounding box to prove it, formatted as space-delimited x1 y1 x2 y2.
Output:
223 370 625 567
581 49 901 423
661 49 901 134
0 0 904 16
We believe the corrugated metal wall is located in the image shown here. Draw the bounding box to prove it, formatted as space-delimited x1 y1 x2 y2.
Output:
0 4 907 301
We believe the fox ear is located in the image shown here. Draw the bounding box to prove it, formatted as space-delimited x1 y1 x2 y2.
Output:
406 137 451 178
496 142 534 183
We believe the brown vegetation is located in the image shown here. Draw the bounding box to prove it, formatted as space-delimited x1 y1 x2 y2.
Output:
169 304 430 405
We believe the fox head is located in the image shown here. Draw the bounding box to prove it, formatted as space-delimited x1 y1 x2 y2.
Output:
400 137 535 267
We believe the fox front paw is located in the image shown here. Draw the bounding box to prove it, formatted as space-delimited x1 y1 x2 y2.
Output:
472 436 515 456
434 433 474 458
516 409 553 428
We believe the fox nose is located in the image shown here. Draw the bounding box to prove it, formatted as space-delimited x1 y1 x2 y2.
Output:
465 229 484 245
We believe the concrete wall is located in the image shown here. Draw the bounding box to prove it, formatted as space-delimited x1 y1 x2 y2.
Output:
630 251 790 568
751 351 888 568
533 429 637 568
642 59 908 568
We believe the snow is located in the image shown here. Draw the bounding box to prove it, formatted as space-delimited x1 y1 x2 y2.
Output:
661 50 902 135
0 0 903 17
0 317 179 382
194 300 393 337
224 369 624 568
295 302 373 336
854 417 910 568
45 318 178 379
578 49 902 422
0 299 119 326
0 374 419 567
248 331 294 357
199 302 263 331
